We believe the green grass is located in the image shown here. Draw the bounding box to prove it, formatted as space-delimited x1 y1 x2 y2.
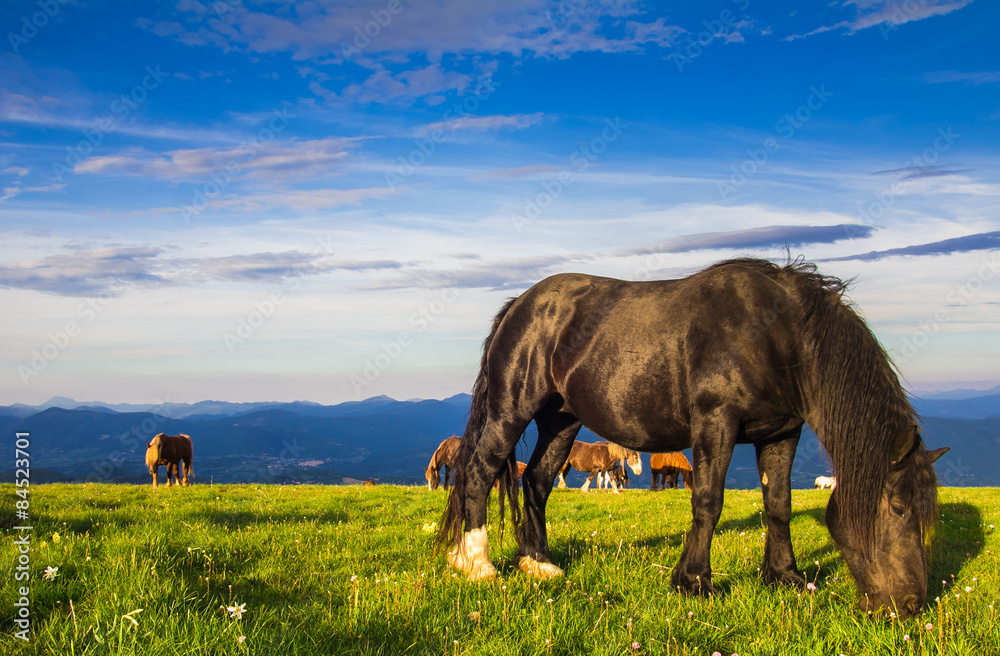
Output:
1 484 997 655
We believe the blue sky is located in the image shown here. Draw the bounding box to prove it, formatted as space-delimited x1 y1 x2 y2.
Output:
2 0 998 404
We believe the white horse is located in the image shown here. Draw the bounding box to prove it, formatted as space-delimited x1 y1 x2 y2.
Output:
814 475 837 489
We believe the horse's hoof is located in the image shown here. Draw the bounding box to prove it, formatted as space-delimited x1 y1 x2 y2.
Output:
447 527 497 581
518 556 564 580
671 571 718 596
762 566 806 588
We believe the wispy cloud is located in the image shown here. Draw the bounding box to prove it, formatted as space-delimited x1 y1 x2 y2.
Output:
0 247 403 296
785 0 974 40
924 70 1000 85
624 224 874 256
156 1 686 62
368 223 878 291
822 230 1000 262
365 253 578 291
202 187 395 212
421 113 546 136
74 138 359 181
871 164 974 180
0 247 167 296
476 164 566 180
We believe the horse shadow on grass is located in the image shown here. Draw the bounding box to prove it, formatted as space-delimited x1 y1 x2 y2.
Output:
540 502 983 600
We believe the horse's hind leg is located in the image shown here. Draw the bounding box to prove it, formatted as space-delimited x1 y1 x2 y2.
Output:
449 417 530 581
755 429 805 587
181 458 191 486
517 405 581 579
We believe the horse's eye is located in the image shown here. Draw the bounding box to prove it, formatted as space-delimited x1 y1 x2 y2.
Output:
890 503 905 517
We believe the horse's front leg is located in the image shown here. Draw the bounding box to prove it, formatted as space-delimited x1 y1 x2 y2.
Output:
151 465 159 489
517 409 580 579
671 410 737 596
756 429 805 587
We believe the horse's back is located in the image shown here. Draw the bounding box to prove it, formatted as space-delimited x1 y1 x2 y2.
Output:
497 264 807 452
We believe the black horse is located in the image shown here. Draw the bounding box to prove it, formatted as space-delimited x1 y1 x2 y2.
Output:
438 258 947 619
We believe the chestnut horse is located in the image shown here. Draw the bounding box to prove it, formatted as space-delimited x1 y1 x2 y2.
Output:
145 433 193 488
495 462 528 490
650 452 694 490
556 441 642 493
425 436 461 491
437 258 947 619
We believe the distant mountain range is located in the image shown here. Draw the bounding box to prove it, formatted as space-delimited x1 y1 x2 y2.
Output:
1 391 997 488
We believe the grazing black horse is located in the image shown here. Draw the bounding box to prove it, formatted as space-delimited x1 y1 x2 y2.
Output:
437 258 947 619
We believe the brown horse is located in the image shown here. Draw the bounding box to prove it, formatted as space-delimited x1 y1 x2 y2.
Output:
556 441 642 493
425 436 462 491
495 462 529 490
145 433 193 488
650 452 694 490
438 259 947 619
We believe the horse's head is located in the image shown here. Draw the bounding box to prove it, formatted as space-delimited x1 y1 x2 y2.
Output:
425 467 441 491
826 426 948 620
624 450 642 477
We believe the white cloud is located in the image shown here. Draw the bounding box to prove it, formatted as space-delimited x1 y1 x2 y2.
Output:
422 113 546 135
73 138 360 181
785 0 974 40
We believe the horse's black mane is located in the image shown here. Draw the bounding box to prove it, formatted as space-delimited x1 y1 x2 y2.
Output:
713 258 920 554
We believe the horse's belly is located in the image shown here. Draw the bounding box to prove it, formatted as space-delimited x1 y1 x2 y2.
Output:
573 406 691 451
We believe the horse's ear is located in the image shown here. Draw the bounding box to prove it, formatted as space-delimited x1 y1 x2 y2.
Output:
890 425 919 466
927 447 949 463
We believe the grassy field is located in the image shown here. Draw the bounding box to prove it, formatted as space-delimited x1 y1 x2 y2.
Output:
1 483 997 655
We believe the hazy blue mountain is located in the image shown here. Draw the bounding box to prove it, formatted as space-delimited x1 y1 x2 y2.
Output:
911 394 1000 420
1 394 996 487
914 385 1000 400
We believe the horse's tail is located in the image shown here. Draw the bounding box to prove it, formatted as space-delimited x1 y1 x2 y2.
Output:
436 297 520 555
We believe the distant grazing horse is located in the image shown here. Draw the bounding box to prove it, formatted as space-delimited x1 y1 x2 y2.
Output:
495 462 529 490
815 476 837 490
145 433 193 488
599 463 629 490
437 259 948 619
425 436 461 491
651 452 694 491
556 441 642 493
